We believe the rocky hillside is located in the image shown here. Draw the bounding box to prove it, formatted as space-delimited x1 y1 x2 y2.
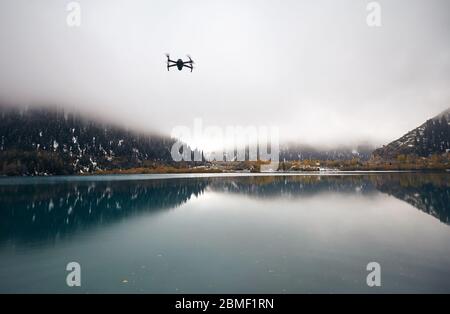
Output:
373 108 450 160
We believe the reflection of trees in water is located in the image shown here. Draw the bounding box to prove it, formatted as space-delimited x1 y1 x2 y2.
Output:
0 179 208 244
1 173 448 245
372 173 450 225
209 175 378 198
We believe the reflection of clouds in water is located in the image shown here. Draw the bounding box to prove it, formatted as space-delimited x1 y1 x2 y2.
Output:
0 174 448 246
214 174 450 224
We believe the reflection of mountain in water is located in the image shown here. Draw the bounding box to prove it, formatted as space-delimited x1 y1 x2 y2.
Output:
0 179 208 244
1 173 449 245
372 173 450 225
213 174 450 225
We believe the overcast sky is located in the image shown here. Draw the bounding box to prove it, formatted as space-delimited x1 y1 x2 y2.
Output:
0 0 449 150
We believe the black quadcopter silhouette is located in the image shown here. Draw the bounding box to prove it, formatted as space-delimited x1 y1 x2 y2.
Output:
166 54 194 72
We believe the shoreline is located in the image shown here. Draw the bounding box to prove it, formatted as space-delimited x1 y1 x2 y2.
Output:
0 170 448 185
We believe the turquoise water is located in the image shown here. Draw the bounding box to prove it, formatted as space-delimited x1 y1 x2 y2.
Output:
0 173 449 293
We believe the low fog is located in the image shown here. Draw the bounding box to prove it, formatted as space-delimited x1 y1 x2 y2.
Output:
0 0 449 150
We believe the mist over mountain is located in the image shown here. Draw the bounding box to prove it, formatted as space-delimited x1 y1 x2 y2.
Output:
0 106 178 175
1 0 450 149
280 142 375 161
1 105 449 176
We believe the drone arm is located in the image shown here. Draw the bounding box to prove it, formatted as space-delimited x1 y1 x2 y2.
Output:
183 64 194 72
167 64 177 71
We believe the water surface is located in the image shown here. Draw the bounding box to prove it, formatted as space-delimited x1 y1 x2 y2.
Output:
0 173 449 293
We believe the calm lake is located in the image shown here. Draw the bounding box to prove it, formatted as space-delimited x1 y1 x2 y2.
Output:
0 173 449 293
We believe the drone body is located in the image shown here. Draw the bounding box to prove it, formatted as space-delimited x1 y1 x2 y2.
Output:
166 54 194 72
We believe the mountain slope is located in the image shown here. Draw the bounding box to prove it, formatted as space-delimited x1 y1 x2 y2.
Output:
373 108 450 159
0 106 178 175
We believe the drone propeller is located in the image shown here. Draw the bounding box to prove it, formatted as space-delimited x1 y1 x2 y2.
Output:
187 55 195 64
166 54 171 71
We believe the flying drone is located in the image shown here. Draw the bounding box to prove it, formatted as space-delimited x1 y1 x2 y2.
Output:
166 54 194 72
